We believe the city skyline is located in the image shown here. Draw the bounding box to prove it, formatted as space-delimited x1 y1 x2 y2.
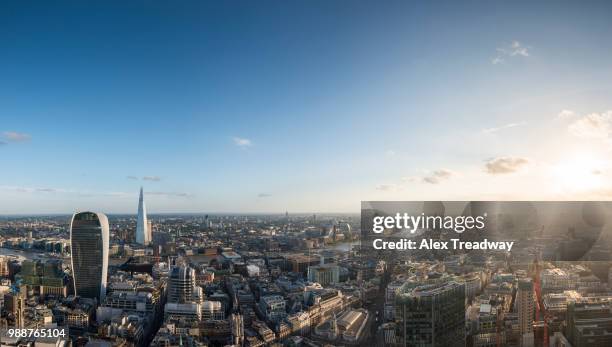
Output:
4 2 612 346
3 200 612 346
2 1 612 214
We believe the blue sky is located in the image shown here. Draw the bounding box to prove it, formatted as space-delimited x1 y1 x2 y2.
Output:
2 1 612 214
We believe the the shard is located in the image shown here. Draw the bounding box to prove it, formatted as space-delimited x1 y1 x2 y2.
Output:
136 187 150 245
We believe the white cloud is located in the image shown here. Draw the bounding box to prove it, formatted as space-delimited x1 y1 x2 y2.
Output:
0 186 137 198
567 111 612 139
482 121 526 134
375 184 400 191
147 191 193 197
422 169 454 184
557 110 575 119
492 40 530 65
2 131 31 142
232 137 252 148
485 157 529 174
1 186 63 193
104 192 130 197
401 176 417 183
491 57 504 65
508 40 529 56
126 175 162 181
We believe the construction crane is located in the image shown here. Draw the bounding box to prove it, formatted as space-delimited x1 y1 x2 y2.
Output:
532 255 549 347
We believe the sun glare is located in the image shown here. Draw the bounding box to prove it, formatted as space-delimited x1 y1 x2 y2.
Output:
552 154 605 192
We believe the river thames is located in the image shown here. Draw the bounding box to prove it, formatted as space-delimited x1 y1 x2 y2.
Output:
0 247 63 261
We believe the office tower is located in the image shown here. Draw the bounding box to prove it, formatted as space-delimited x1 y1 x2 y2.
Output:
202 300 225 320
259 295 287 322
136 187 150 245
288 255 320 274
16 259 68 297
566 297 612 347
378 322 398 346
0 256 9 277
4 289 26 328
307 264 340 286
395 280 466 347
70 211 109 302
167 265 200 303
165 265 203 320
517 279 534 337
230 313 244 346
359 207 379 281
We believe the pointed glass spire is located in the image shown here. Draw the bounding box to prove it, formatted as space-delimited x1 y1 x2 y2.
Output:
136 187 150 245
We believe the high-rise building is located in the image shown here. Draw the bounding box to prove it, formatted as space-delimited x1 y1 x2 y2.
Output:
15 259 68 297
259 295 287 322
0 256 9 277
395 280 466 347
307 264 340 286
167 265 203 304
70 211 109 302
566 297 612 347
3 290 26 328
165 265 203 320
517 279 534 337
136 187 151 245
230 313 244 346
202 300 225 320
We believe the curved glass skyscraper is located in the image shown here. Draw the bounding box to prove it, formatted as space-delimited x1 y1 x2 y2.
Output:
70 211 109 302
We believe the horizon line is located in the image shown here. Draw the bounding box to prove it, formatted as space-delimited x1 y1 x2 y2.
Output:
0 211 360 217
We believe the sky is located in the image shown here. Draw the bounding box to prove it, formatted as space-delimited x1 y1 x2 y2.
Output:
2 0 612 214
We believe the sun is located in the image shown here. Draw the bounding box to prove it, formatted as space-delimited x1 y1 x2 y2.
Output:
551 154 606 192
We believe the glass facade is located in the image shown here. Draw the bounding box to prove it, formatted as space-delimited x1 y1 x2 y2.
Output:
70 211 109 302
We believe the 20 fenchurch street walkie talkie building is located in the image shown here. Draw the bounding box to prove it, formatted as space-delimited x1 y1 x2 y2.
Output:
69 211 109 302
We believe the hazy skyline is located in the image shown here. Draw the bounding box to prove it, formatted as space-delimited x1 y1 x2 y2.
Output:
2 1 612 214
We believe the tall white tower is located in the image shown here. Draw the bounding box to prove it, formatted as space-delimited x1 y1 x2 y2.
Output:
136 187 150 245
